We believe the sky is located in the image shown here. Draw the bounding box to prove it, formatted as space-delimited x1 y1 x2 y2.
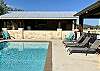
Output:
5 0 99 26
84 19 99 26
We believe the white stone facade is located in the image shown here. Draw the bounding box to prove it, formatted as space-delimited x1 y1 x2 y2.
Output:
7 30 74 40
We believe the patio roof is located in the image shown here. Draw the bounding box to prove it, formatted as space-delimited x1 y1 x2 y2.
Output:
74 1 100 18
0 11 78 19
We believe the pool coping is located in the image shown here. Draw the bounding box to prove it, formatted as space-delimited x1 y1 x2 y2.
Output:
0 39 52 71
45 41 52 71
0 39 50 42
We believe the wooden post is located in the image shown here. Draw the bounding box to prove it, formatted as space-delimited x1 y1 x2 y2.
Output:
79 18 83 35
73 20 77 40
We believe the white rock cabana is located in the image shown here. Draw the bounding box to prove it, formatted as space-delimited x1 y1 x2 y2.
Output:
0 11 79 40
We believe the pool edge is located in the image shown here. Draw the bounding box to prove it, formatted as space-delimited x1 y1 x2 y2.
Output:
45 41 52 71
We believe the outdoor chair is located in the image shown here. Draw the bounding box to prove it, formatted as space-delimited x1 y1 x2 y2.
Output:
63 32 86 45
74 32 87 43
63 32 75 42
65 36 91 48
67 40 100 55
2 31 15 39
2 31 11 39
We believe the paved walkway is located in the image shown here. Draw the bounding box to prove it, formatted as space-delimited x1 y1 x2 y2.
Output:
52 40 100 71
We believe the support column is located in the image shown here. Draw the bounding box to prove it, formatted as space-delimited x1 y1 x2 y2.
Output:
72 20 74 31
72 23 74 31
0 20 3 31
72 20 77 30
4 20 7 28
76 17 79 25
57 21 62 40
18 28 24 39
2 20 7 31
73 20 77 40
75 17 80 39
79 18 83 35
74 20 77 29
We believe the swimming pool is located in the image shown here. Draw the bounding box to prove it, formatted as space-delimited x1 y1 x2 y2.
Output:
0 41 49 71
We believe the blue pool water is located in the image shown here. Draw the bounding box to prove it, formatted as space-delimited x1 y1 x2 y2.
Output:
0 41 49 71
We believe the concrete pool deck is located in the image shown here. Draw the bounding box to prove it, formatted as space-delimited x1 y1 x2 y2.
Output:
52 40 100 71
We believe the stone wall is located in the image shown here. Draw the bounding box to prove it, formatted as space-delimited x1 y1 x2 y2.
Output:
8 30 23 39
7 30 73 40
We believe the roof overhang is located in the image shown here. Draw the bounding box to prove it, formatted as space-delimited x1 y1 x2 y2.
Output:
0 17 79 19
0 11 79 19
74 1 100 18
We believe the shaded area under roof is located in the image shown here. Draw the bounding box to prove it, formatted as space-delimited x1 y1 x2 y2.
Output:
0 11 78 19
74 1 100 18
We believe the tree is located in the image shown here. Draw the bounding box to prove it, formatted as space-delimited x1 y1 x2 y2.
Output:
0 0 24 15
0 0 9 15
94 25 100 29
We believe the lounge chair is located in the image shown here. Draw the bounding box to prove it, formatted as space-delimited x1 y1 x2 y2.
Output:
63 32 75 42
67 40 100 55
2 31 10 39
2 30 15 39
73 32 87 43
66 36 91 48
89 33 97 43
63 32 87 45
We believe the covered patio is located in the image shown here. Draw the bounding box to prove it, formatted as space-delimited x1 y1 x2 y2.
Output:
74 1 100 32
0 19 76 30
